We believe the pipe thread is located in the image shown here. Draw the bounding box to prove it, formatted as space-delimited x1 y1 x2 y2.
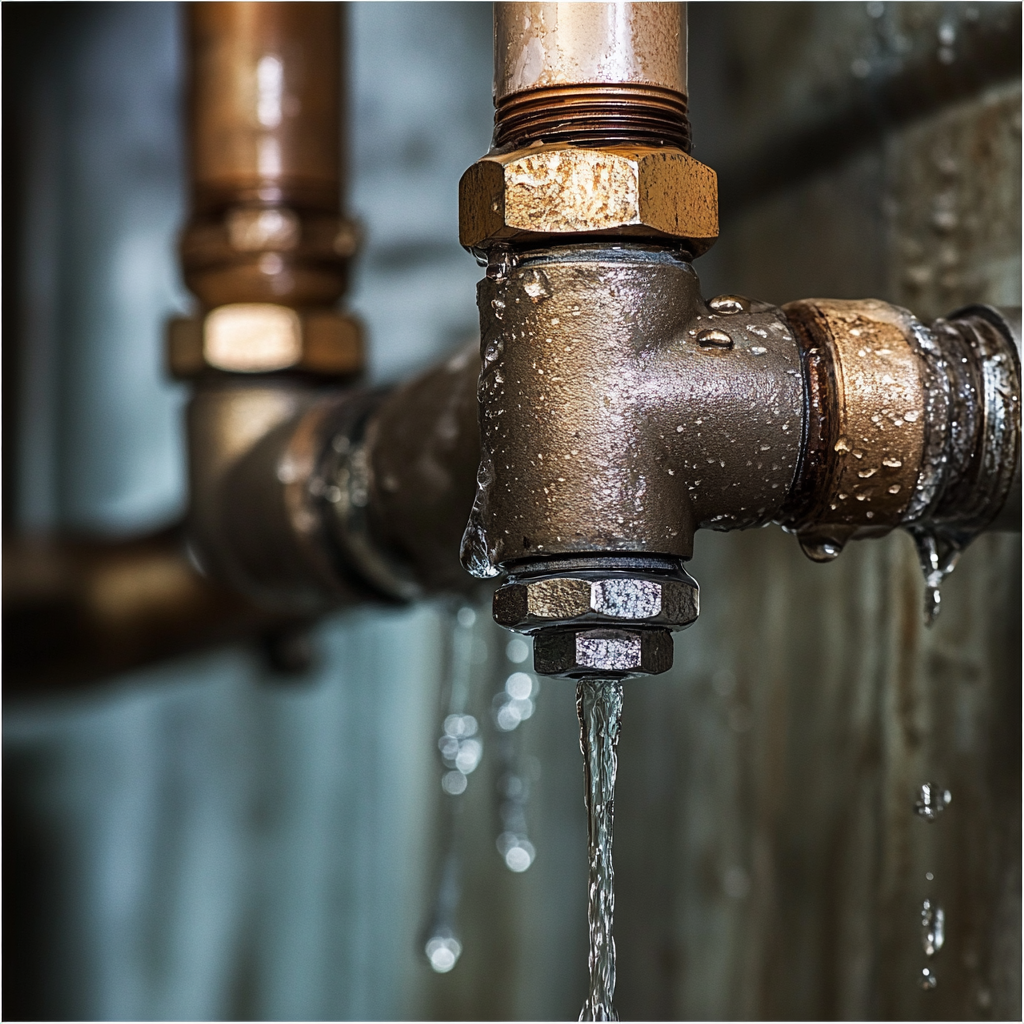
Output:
493 84 691 152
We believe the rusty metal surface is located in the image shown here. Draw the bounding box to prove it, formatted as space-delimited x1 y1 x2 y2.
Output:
493 2 688 102
459 144 718 255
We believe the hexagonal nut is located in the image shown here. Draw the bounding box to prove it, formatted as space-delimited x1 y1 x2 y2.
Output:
167 304 364 379
459 144 718 254
493 574 698 632
533 627 674 678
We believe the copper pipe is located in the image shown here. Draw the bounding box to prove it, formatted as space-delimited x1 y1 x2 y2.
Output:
3 529 297 693
492 2 690 151
181 2 356 310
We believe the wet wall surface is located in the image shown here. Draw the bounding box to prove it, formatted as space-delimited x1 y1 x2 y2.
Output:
4 3 1020 1021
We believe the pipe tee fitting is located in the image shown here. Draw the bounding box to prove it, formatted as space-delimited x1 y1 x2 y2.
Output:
461 253 1020 674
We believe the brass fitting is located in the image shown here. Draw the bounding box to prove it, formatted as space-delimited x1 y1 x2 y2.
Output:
181 205 360 310
459 144 718 256
168 303 363 379
782 299 1021 561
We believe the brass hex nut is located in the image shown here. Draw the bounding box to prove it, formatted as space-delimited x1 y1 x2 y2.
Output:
459 144 718 254
167 304 364 379
533 627 674 678
493 574 698 632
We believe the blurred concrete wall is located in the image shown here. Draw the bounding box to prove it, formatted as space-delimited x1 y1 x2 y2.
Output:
4 3 1020 1021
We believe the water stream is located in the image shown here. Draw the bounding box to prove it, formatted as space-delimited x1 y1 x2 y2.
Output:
576 678 625 1022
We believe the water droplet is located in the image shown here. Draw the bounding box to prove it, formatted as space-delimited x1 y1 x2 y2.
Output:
921 967 938 990
914 782 951 821
491 297 506 320
442 770 468 795
708 294 750 314
798 527 847 562
425 930 463 972
925 871 934 881
750 346 768 355
507 637 530 664
696 328 733 349
506 671 534 700
723 866 751 899
921 899 945 956
522 267 552 302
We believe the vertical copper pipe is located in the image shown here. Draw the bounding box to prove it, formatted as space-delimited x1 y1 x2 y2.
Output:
491 2 690 151
181 2 355 309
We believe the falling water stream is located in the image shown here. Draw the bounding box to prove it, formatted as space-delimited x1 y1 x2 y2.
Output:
576 678 625 1022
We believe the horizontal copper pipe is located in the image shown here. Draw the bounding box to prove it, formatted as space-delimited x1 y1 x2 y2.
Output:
2 527 304 694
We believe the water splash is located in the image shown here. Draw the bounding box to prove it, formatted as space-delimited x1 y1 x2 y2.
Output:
576 678 624 1022
914 782 951 821
921 898 945 957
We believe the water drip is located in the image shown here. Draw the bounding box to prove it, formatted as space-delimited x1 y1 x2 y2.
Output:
422 604 485 972
921 899 945 957
576 678 624 1022
914 782 951 821
910 526 969 626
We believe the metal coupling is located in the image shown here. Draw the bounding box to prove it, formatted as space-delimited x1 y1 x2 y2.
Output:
781 299 1021 560
460 2 716 261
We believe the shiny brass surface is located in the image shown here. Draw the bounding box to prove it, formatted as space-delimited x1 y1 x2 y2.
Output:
782 299 928 554
168 305 363 378
493 2 687 102
782 299 1021 559
459 144 717 255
